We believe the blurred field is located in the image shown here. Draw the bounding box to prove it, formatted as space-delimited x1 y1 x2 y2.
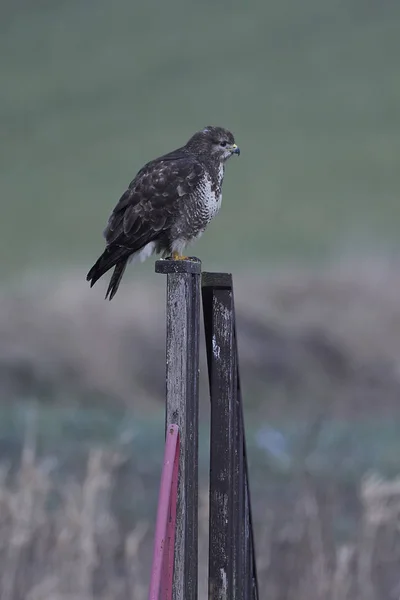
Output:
1 0 400 277
2 1 400 597
1 427 400 600
0 264 400 598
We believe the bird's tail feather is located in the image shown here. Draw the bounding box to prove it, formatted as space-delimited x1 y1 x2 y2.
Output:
86 247 129 289
105 259 128 300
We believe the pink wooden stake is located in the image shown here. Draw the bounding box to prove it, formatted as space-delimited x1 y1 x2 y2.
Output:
148 424 179 600
161 431 179 600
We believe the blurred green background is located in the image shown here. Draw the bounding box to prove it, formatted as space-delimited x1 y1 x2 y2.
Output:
2 1 400 598
2 0 400 279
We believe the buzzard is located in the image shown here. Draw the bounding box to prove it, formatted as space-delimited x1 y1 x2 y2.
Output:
86 126 240 299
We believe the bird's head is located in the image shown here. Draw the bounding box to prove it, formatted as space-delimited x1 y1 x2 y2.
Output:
185 126 240 163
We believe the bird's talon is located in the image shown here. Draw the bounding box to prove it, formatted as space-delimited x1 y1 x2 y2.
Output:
171 252 189 261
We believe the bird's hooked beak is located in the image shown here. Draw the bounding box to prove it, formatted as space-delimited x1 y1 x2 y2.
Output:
230 143 240 156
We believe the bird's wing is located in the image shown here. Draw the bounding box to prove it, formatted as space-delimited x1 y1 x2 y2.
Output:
104 149 204 251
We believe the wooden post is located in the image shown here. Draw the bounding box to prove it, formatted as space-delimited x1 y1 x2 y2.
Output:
155 258 201 600
201 273 242 600
202 272 259 600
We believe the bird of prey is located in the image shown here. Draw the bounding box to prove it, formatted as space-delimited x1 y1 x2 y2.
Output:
86 126 240 299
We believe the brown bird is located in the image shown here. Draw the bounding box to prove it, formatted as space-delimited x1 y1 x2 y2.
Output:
86 126 240 299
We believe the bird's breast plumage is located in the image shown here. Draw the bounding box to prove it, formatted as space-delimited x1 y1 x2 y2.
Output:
175 162 224 239
195 170 223 219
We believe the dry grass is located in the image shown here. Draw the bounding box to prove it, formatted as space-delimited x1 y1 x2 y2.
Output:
1 426 400 600
0 421 150 600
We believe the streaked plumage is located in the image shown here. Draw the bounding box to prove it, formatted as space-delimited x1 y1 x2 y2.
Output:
86 126 240 299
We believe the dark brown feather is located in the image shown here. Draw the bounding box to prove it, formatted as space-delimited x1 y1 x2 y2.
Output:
105 259 128 300
86 149 204 290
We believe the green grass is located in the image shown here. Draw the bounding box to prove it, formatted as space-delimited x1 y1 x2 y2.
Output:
1 0 400 278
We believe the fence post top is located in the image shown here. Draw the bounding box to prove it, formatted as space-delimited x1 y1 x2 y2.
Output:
155 258 202 275
201 272 233 289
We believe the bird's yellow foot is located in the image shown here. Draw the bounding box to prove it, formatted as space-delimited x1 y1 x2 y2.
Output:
172 252 189 260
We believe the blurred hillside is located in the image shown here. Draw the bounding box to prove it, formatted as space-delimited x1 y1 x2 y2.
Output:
3 263 400 422
1 0 400 278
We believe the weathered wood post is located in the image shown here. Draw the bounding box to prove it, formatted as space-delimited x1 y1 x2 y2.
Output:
201 273 242 600
202 272 259 600
155 258 201 600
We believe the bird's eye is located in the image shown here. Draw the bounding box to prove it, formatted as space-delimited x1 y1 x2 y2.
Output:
220 141 227 147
